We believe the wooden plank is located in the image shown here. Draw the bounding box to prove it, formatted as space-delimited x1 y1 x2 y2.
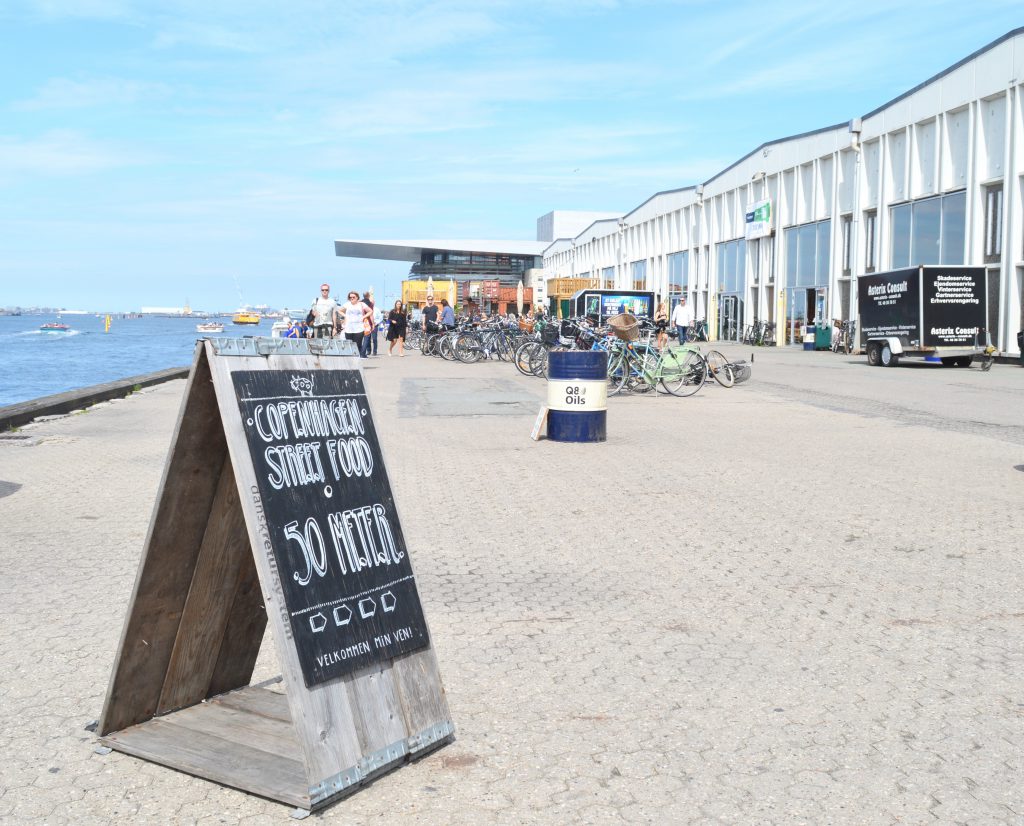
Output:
165 701 302 761
210 685 292 724
157 456 252 713
346 661 407 755
100 345 229 736
393 647 452 738
206 543 267 698
207 348 364 786
102 717 308 808
366 363 453 743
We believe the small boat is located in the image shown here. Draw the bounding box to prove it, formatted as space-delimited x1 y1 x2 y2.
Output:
232 310 261 325
270 316 293 338
196 321 225 333
40 321 71 332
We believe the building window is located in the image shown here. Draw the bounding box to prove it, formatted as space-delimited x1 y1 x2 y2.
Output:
984 183 1003 262
667 251 688 293
782 219 831 287
889 191 965 267
631 260 647 291
714 238 745 293
864 210 877 272
841 214 853 276
602 267 614 287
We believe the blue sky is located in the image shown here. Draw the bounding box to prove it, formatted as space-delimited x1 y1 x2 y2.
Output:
1 1 1021 312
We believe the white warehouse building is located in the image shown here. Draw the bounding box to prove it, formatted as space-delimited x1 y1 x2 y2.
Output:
543 27 1024 355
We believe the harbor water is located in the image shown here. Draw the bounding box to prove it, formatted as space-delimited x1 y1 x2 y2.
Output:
0 314 280 407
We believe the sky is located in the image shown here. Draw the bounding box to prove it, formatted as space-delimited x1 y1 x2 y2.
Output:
1 1 1021 312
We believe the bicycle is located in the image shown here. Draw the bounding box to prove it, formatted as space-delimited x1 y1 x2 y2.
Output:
686 320 709 342
830 319 855 354
697 348 752 387
607 340 707 397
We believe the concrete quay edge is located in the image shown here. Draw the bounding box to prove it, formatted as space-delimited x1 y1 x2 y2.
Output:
0 366 189 431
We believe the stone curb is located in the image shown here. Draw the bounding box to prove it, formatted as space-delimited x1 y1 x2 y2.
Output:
0 366 189 431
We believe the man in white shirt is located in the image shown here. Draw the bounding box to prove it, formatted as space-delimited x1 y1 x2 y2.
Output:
671 296 694 343
309 283 339 338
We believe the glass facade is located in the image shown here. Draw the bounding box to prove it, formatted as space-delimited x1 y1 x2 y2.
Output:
667 251 688 293
889 191 966 267
631 260 647 291
410 250 541 284
783 219 831 287
715 239 745 293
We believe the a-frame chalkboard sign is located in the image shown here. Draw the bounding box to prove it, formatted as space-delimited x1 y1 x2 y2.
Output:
98 338 453 812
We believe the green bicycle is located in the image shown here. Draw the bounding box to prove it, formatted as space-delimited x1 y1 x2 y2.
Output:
607 340 707 397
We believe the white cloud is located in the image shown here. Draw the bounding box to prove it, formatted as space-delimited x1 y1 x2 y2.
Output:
13 76 168 110
0 130 156 177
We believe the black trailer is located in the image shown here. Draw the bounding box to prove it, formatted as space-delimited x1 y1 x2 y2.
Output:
856 266 995 369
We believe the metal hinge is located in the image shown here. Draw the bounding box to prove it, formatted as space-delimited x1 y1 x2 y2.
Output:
307 720 455 806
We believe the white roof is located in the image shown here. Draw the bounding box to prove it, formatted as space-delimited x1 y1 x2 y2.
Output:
335 239 547 262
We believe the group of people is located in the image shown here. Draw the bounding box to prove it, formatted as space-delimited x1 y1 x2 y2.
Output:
651 296 694 350
305 284 457 358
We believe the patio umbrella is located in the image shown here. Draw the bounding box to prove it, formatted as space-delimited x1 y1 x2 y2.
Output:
516 279 524 315
426 276 434 303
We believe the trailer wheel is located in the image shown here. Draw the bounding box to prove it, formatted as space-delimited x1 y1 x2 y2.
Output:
867 343 881 367
940 357 957 367
880 343 899 367
954 356 973 367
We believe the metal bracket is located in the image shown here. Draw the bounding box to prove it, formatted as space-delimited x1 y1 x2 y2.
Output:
206 337 359 358
307 720 455 807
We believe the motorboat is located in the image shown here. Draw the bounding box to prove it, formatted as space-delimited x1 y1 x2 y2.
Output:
40 321 71 332
270 316 293 338
196 321 225 333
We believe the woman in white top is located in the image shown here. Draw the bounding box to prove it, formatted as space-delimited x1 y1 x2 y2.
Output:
337 291 373 357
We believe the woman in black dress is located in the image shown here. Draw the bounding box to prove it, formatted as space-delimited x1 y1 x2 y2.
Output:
386 300 408 356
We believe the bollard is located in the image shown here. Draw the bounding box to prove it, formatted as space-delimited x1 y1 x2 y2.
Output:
546 350 607 442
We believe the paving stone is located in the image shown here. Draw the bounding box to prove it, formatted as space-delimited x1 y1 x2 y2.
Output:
0 349 1022 823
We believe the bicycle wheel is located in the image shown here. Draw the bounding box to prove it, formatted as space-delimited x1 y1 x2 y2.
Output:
514 341 541 376
628 351 657 393
606 349 630 396
528 346 548 377
455 333 482 363
642 351 671 394
405 329 423 351
661 349 706 397
705 350 735 388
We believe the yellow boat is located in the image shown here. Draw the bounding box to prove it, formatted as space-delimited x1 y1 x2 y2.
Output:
232 310 261 325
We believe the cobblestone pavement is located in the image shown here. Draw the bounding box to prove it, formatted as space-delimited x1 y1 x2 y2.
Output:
1 348 1022 825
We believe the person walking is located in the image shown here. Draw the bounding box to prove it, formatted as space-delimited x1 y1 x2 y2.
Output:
386 300 407 356
309 283 338 338
439 298 455 329
421 296 439 332
654 300 669 350
359 291 380 357
339 290 372 356
671 295 694 344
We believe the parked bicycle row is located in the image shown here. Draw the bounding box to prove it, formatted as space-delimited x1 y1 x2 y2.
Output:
407 314 751 397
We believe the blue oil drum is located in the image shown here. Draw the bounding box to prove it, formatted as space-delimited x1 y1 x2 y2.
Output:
546 350 607 442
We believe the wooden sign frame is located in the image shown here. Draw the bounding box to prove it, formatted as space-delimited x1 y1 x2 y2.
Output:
98 338 453 812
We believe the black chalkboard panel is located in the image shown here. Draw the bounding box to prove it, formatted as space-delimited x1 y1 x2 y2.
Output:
232 369 429 687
